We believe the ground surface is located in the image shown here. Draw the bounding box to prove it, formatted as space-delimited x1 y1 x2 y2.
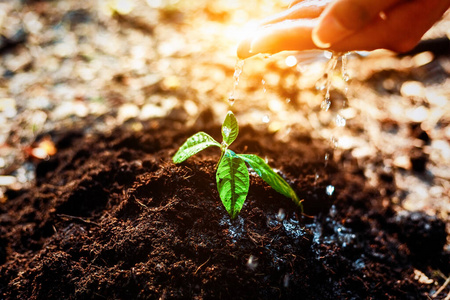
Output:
0 0 449 299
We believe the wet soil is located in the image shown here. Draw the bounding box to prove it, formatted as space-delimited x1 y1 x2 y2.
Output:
0 111 448 299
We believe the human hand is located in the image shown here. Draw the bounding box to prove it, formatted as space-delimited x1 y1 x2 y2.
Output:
237 0 450 59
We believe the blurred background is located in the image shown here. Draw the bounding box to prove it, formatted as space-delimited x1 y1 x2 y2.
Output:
0 0 449 229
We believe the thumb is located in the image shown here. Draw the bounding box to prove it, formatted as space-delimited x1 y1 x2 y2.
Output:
312 0 402 48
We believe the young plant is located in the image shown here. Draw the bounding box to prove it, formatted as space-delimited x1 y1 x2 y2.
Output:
173 111 303 219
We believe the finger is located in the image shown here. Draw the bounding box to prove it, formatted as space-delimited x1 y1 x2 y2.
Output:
260 0 331 26
288 0 304 8
329 0 450 52
237 1 330 59
247 19 318 57
312 0 404 48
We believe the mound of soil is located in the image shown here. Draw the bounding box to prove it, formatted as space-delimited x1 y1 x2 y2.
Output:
0 112 448 299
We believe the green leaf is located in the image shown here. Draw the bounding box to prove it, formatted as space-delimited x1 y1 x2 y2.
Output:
173 132 221 164
237 154 303 211
221 111 239 146
216 150 249 219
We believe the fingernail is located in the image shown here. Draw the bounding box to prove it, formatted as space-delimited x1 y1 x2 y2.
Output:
312 15 352 48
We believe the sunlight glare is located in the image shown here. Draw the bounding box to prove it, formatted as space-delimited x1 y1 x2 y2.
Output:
285 55 297 67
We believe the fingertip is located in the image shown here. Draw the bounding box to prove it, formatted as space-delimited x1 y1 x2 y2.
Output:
311 26 331 49
237 38 255 59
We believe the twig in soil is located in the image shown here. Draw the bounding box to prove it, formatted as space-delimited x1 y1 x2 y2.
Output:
194 256 211 275
431 274 450 299
56 214 101 227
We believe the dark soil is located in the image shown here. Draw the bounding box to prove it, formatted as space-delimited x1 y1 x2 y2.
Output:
0 111 448 299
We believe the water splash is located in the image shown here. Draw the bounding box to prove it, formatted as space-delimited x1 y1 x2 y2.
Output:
306 206 357 252
219 214 245 243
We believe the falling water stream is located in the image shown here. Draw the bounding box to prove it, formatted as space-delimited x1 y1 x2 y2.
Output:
228 59 245 106
227 52 353 235
317 52 351 171
229 53 352 199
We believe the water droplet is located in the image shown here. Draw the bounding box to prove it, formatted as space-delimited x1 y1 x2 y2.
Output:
324 153 329 161
234 60 244 80
262 115 270 123
329 205 337 217
341 53 351 97
331 137 339 149
321 99 331 111
229 59 245 106
277 208 286 221
246 255 258 270
335 114 346 127
285 98 291 103
342 72 350 82
228 96 235 106
223 126 231 137
315 75 327 91
262 79 266 93
326 185 335 196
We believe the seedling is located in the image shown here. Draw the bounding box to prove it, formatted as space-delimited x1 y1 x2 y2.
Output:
173 111 303 219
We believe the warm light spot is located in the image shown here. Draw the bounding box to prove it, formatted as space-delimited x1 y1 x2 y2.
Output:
269 121 282 133
31 148 48 159
407 106 428 122
400 81 424 98
0 176 17 186
161 75 181 90
31 138 57 159
118 103 140 122
425 90 447 106
146 0 163 8
323 51 333 59
268 99 283 112
285 55 297 67
412 51 433 67
115 0 134 14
